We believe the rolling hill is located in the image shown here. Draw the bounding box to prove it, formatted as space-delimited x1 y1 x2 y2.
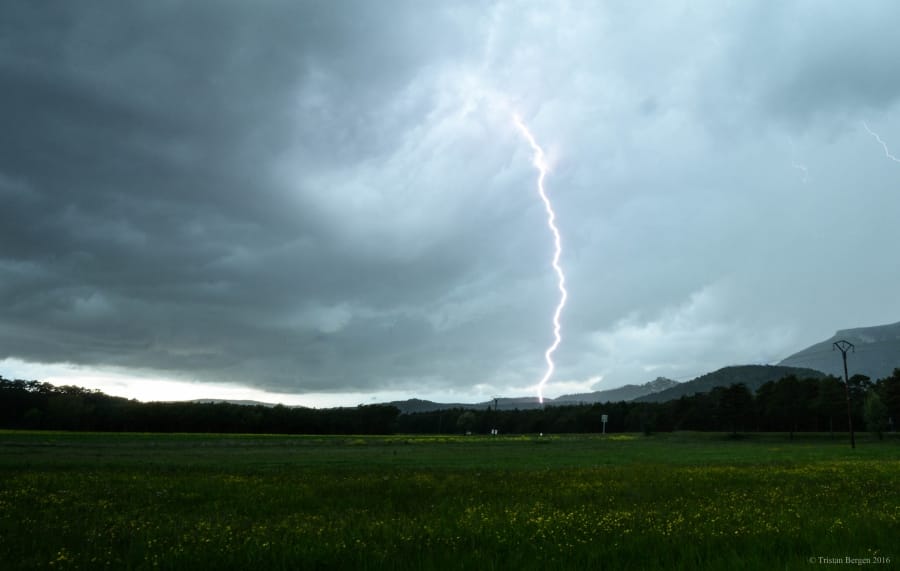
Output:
387 399 478 414
632 365 827 403
553 377 679 404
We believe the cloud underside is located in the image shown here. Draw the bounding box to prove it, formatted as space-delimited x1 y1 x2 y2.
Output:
2 1 900 398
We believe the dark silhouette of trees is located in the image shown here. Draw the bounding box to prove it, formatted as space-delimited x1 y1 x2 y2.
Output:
876 369 900 432
456 411 476 433
864 392 889 440
813 377 847 437
0 376 399 435
755 375 818 438
2 371 899 436
715 383 753 435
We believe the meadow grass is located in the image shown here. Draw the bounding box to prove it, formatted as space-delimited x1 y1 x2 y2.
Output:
0 431 897 570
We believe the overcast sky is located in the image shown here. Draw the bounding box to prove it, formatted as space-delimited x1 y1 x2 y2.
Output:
2 1 900 406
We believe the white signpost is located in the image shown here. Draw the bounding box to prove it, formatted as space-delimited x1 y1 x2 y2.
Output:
601 414 608 434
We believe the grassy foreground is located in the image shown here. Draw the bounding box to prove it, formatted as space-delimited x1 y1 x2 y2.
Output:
0 431 897 570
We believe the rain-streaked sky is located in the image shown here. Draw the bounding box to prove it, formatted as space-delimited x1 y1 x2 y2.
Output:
3 1 900 406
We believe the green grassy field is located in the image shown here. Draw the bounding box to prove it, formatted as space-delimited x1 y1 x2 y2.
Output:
1 431 897 570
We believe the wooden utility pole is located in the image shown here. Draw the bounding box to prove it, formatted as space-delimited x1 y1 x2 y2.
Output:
833 340 856 449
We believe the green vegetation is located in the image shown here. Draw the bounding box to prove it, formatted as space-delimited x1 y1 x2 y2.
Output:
0 377 400 435
5 370 900 436
1 431 897 570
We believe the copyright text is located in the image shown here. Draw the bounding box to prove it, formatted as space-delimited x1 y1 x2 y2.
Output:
809 556 891 566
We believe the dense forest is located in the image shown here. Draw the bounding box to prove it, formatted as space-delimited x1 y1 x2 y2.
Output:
0 378 398 435
2 371 898 437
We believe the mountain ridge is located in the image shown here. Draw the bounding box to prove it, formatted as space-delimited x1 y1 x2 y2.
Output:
778 320 900 381
632 365 827 403
184 321 900 411
553 377 679 404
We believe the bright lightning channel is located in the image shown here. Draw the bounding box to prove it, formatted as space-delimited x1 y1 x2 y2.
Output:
513 114 567 405
862 121 900 163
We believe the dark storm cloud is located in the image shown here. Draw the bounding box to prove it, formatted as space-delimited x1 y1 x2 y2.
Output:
745 3 900 121
3 1 900 401
0 1 493 392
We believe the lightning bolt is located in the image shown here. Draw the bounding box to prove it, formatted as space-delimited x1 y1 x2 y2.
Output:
862 121 900 163
513 114 567 404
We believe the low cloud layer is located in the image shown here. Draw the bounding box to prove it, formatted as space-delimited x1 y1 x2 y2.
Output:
3 2 900 402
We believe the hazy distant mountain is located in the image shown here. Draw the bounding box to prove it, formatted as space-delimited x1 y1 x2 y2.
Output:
485 396 544 411
554 377 680 404
350 322 900 413
390 396 547 413
632 365 827 403
387 399 477 414
188 399 308 408
778 321 900 381
389 379 679 413
189 399 275 406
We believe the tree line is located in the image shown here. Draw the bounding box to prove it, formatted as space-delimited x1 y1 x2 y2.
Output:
409 371 897 438
2 370 898 436
0 378 398 434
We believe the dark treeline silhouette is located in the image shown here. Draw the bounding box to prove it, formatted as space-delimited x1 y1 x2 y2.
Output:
2 370 899 436
398 371 899 437
0 378 398 434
